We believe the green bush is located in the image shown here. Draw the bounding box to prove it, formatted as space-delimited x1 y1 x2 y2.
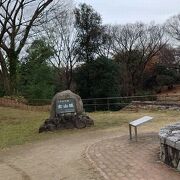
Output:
156 74 175 86
75 56 120 99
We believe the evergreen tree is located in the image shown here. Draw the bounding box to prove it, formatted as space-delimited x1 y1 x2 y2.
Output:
75 57 120 98
74 3 104 63
18 39 55 99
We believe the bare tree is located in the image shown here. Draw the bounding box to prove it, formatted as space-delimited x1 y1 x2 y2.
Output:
97 25 113 59
111 23 167 95
0 50 9 93
166 14 180 41
0 0 54 94
36 0 78 90
158 45 176 66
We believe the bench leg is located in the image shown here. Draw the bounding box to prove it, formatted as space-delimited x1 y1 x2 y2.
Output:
129 124 132 140
135 126 137 142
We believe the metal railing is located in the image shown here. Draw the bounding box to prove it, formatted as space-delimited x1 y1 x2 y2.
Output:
82 95 158 111
0 94 180 112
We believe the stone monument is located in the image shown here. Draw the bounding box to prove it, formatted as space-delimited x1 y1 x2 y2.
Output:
39 90 94 133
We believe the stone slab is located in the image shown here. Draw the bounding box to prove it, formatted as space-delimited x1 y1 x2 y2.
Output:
129 116 153 126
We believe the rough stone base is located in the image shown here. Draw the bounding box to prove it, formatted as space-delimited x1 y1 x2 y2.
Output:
39 114 94 133
160 143 180 170
159 123 180 171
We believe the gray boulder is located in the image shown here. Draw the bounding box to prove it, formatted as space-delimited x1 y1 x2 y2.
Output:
39 90 94 133
50 90 84 118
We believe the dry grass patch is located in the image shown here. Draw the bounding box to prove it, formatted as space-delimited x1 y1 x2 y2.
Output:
90 110 180 129
0 107 180 148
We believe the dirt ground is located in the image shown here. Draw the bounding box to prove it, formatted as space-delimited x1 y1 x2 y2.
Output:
0 127 127 180
1 109 179 180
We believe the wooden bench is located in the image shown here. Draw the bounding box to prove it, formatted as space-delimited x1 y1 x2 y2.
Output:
129 116 153 141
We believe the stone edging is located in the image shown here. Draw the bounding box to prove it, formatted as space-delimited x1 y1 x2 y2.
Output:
126 101 180 111
85 135 125 180
159 123 180 171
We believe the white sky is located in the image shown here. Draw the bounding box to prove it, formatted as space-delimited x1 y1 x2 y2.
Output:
75 0 180 24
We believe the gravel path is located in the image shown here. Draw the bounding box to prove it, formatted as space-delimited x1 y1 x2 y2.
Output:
1 126 179 180
0 128 125 180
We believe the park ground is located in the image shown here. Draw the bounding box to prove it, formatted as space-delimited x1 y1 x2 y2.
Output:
0 107 180 179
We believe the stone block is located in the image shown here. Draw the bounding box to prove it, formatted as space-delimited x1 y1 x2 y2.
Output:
166 137 177 148
160 144 166 162
160 137 165 144
159 122 180 171
172 130 180 135
172 159 178 168
175 141 180 150
177 161 180 171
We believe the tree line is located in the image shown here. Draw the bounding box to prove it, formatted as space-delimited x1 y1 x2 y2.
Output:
0 0 180 99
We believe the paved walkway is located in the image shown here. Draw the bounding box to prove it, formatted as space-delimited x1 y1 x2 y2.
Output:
86 133 180 180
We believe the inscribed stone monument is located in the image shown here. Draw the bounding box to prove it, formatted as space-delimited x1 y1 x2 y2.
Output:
39 90 94 132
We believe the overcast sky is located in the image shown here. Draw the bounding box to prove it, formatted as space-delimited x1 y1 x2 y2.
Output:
75 0 180 24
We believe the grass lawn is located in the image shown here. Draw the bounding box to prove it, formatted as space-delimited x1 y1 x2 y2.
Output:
0 106 180 148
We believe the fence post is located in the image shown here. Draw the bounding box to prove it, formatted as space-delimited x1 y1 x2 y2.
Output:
107 98 110 111
94 99 97 111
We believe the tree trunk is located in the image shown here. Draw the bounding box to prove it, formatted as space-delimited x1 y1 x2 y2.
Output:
65 68 70 90
2 74 10 95
66 68 73 90
8 51 18 95
0 50 11 95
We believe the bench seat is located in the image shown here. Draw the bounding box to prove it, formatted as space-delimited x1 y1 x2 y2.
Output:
129 116 153 141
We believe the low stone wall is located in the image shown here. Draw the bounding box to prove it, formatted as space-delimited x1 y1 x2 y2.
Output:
159 123 180 171
125 101 180 111
0 98 50 111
